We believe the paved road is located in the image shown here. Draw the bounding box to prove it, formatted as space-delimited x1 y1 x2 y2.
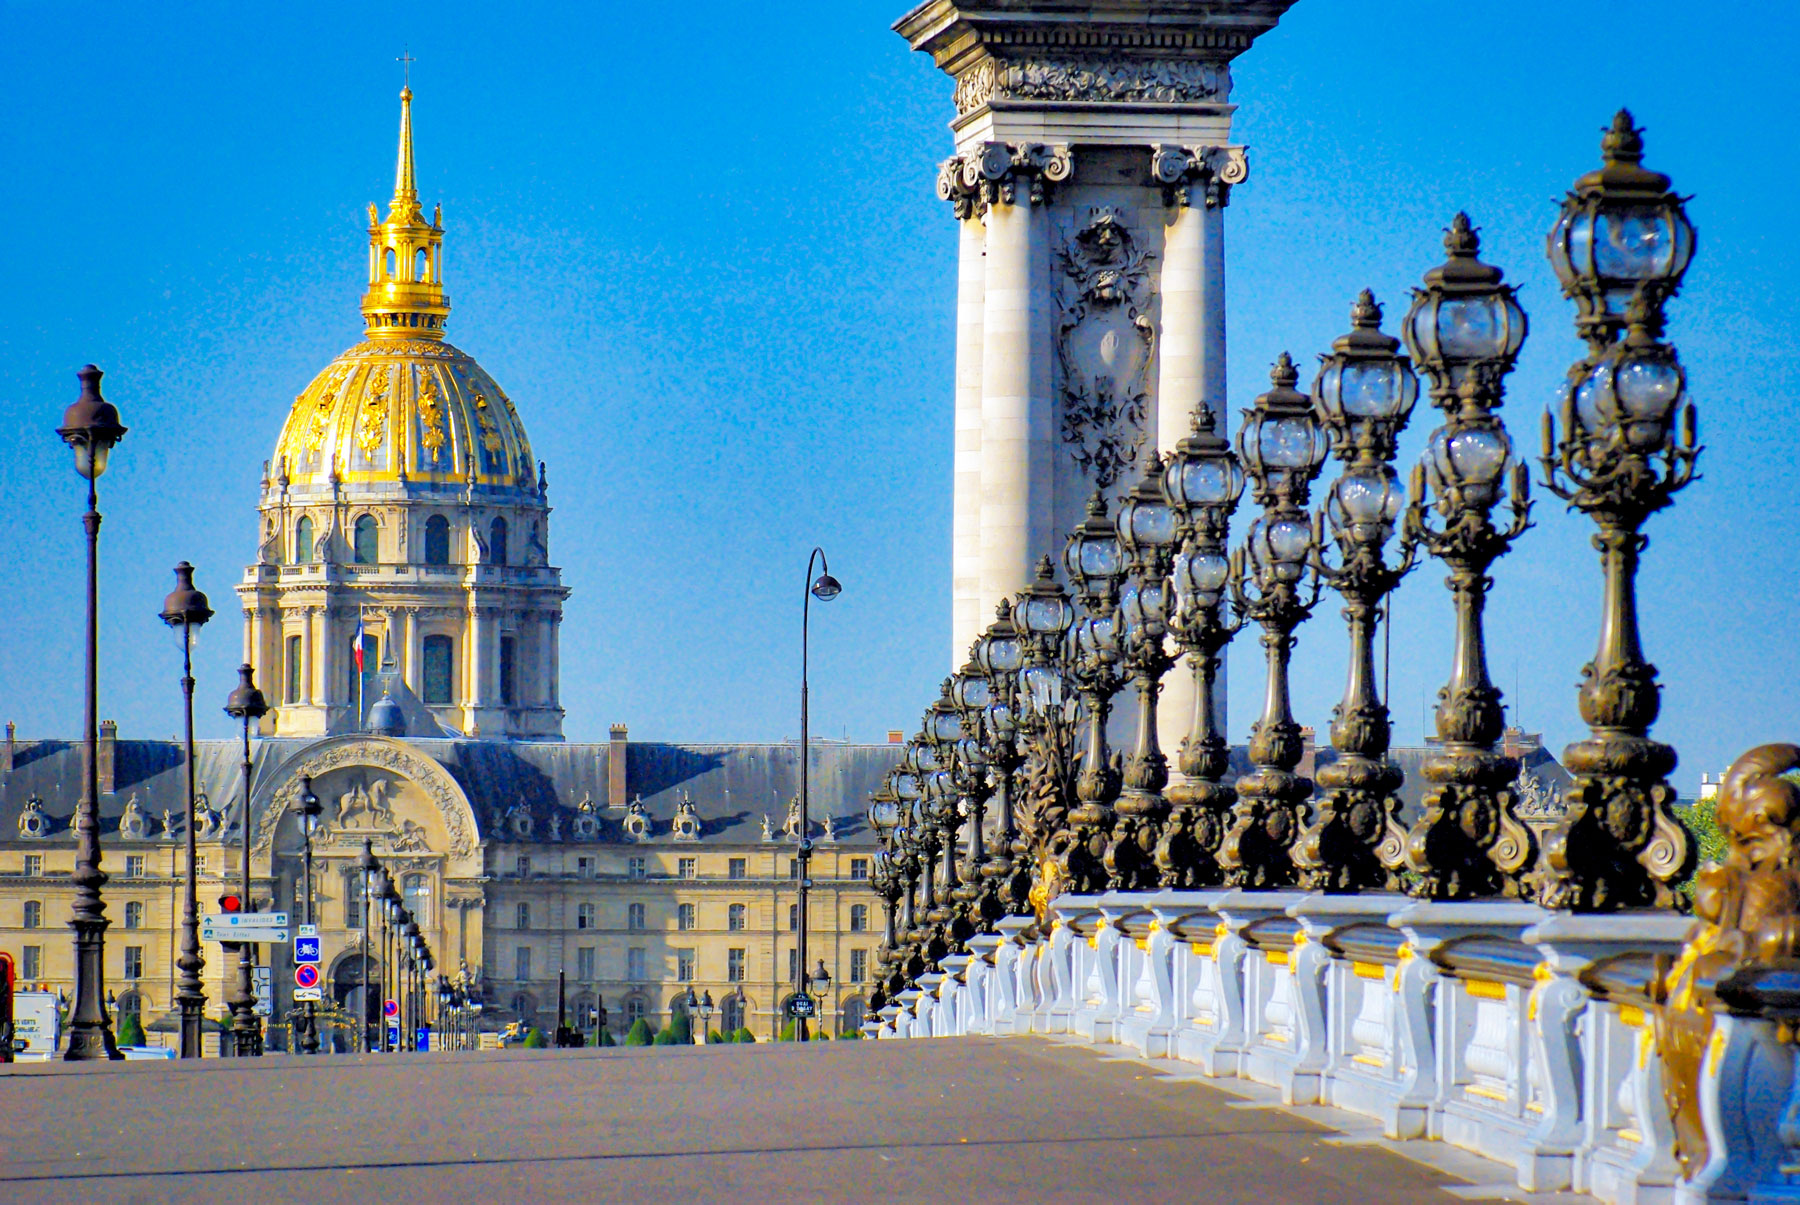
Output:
0 1037 1466 1203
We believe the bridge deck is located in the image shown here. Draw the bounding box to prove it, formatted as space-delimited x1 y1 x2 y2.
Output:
1 1037 1486 1203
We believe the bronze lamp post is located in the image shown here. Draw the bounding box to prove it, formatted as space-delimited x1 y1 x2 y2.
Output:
160 562 212 1058
223 663 269 1055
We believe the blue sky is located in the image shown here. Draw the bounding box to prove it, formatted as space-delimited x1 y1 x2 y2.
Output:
0 1 1794 794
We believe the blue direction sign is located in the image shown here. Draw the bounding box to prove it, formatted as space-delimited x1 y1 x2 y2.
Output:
387 1025 400 1048
294 935 322 965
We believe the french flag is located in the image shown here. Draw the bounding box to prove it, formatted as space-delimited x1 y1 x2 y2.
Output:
353 614 366 674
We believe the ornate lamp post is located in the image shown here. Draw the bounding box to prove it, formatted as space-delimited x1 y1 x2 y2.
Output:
973 602 1027 913
1157 403 1246 887
57 365 127 1062
223 663 269 1056
1062 498 1128 892
297 775 322 1054
160 561 213 1058
921 688 965 953
948 659 994 936
1293 293 1420 892
794 547 841 1044
1538 113 1699 911
1110 452 1182 889
1220 355 1331 888
371 868 393 1051
1012 559 1077 913
404 918 422 1050
1398 214 1536 900
357 840 377 1053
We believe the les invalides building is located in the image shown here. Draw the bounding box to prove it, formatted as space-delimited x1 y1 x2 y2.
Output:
0 90 893 1050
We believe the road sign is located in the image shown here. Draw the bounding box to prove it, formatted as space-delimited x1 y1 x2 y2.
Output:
788 995 815 1019
294 936 322 964
387 1025 400 1048
201 913 290 944
383 999 399 1019
297 923 318 938
295 964 321 990
293 986 323 1002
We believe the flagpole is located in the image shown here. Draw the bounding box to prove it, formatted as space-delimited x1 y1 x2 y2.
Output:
357 603 364 732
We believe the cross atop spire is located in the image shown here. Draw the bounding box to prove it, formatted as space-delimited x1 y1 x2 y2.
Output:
398 48 415 88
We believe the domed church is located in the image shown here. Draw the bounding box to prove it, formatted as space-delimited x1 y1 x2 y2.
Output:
237 86 566 741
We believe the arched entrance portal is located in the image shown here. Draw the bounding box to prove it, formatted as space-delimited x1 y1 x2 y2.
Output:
332 953 381 1050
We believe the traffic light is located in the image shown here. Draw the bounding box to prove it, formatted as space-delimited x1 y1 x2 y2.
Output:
218 893 243 913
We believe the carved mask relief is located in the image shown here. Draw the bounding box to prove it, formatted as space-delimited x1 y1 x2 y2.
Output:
1056 207 1156 490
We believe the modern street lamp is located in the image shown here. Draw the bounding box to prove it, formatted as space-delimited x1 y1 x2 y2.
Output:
1293 292 1420 893
357 841 377 1053
794 547 841 1044
58 364 127 1062
1159 402 1246 888
1538 112 1700 912
1220 354 1330 889
1062 494 1128 893
1112 451 1182 889
160 561 213 1058
1399 214 1536 900
297 775 322 1053
223 663 269 1056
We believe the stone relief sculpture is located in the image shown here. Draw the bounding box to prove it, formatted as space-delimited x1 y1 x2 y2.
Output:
760 814 775 843
255 742 475 856
392 819 430 853
547 813 563 842
336 779 395 829
193 792 223 840
954 56 1229 114
672 795 700 841
1511 768 1560 820
118 794 148 839
18 794 47 839
623 799 650 840
1056 206 1156 490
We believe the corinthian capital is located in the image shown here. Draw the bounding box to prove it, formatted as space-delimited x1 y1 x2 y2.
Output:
938 141 1074 219
1150 144 1249 209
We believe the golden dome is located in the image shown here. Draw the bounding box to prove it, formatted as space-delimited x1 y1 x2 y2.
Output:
271 88 535 491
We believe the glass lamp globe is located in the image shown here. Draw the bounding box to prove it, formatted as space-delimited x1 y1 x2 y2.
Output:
1248 514 1312 584
1328 469 1405 543
1403 214 1528 396
1173 549 1230 611
1572 344 1686 452
1239 354 1329 499
1064 493 1124 602
1426 423 1511 510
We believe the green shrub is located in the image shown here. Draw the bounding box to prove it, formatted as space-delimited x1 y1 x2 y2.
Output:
778 1019 796 1042
652 1028 677 1045
598 1028 616 1047
708 1029 726 1044
734 1027 755 1044
838 1028 862 1040
522 1027 546 1049
623 1018 653 1046
116 1012 146 1047
670 1012 692 1044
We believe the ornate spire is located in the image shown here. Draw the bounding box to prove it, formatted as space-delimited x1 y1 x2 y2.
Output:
362 87 450 340
393 86 418 211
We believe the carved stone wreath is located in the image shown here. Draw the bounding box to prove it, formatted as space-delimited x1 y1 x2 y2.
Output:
253 737 475 857
1055 207 1156 489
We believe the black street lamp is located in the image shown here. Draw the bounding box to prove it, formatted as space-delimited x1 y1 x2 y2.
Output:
683 985 700 1045
356 840 377 1053
1538 113 1700 912
1111 452 1182 889
795 547 841 1044
972 602 1028 913
697 990 714 1045
1158 402 1246 888
296 775 322 1054
160 561 213 1058
947 658 993 935
58 364 127 1062
1220 354 1330 888
223 663 269 1056
1294 292 1421 893
1399 215 1536 901
1013 558 1077 911
1062 495 1128 893
809 960 831 1036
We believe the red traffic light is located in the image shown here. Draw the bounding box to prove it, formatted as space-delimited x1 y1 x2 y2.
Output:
218 894 243 913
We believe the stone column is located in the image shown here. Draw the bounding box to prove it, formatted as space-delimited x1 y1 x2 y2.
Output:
467 604 486 714
403 608 421 696
1153 145 1247 777
943 166 987 664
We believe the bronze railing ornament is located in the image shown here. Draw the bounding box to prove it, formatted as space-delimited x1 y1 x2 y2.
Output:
1397 215 1537 900
1157 402 1246 887
1294 291 1420 893
1219 354 1331 888
1538 113 1700 912
1109 451 1182 889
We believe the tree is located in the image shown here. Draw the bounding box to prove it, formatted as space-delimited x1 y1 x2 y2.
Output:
623 1018 653 1046
734 1027 756 1044
523 1027 546 1049
116 1011 146 1048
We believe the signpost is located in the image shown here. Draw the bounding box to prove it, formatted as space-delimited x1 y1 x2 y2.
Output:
788 994 815 1019
202 912 291 944
294 935 322 965
253 967 273 1018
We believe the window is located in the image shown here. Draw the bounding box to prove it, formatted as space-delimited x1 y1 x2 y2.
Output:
422 635 453 705
295 515 314 564
414 247 429 282
384 247 397 278
625 995 646 1025
353 514 378 564
628 856 646 879
124 946 143 980
727 948 746 983
627 903 646 931
850 904 868 933
728 903 747 932
678 903 696 931
842 997 865 1031
627 948 646 981
285 635 303 704
677 857 697 880
850 858 869 881
676 949 695 982
117 990 142 1019
489 517 508 566
513 902 531 930
124 901 144 930
345 891 361 929
516 856 531 878
515 947 531 981
24 855 42 877
577 903 595 931
22 946 41 980
124 856 145 878
722 993 744 1034
788 904 799 932
499 635 516 706
424 514 450 565
577 856 594 878
576 947 595 982
23 900 41 929
728 857 747 880
403 873 430 922
788 948 799 983
788 858 799 880
850 950 868 983
195 855 206 876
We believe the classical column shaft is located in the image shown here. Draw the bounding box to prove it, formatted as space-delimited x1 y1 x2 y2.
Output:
951 214 987 663
404 608 421 696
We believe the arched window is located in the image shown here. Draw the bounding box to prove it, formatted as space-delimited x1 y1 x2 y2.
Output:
295 515 314 564
384 248 397 278
22 900 41 929
510 993 537 1025
424 515 450 565
841 996 865 1032
415 247 429 282
402 874 431 924
849 903 868 933
285 635 303 705
353 515 378 565
422 635 453 706
627 903 645 931
117 990 144 1018
721 993 745 1034
489 517 508 566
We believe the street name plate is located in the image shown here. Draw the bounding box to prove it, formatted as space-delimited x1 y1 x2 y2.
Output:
788 996 815 1018
201 925 289 944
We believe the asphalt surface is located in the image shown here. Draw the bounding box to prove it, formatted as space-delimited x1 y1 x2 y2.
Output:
0 1037 1466 1203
